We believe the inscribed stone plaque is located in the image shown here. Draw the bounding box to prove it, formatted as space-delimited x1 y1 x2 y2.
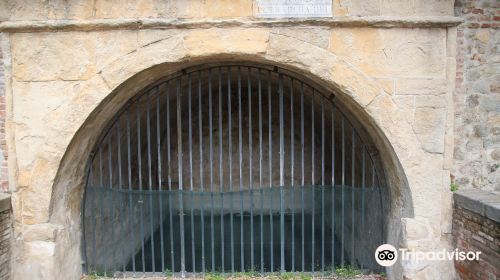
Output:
254 0 333 18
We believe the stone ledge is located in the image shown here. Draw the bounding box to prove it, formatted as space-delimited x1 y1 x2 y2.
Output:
454 189 500 223
0 193 10 213
0 16 463 33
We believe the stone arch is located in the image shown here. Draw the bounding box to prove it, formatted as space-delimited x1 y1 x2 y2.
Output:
44 31 415 279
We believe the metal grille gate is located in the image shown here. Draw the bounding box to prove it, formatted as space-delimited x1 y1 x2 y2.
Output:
83 64 385 277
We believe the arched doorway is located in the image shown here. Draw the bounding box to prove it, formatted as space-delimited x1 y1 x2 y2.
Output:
82 63 386 277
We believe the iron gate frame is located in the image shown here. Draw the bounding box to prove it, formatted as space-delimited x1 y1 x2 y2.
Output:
81 62 387 278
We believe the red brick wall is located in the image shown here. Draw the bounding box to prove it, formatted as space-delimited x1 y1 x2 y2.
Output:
452 204 499 280
0 209 10 279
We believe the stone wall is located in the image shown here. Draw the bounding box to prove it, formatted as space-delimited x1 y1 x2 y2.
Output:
453 0 500 192
0 1 460 279
0 193 12 279
452 189 499 280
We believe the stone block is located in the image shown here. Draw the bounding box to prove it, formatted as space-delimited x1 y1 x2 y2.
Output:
396 78 448 95
184 28 270 57
446 27 457 57
25 241 55 258
177 0 252 18
338 0 380 16
454 189 500 223
402 218 432 241
484 202 500 223
93 0 174 19
330 28 446 77
23 223 58 242
480 95 500 112
380 0 454 16
413 108 446 153
415 95 447 108
272 28 330 49
11 33 96 81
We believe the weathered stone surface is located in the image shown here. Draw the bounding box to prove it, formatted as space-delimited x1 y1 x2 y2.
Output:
21 241 56 279
184 28 270 56
396 78 448 95
0 0 175 21
93 0 175 19
402 218 432 241
0 0 456 21
23 224 58 242
11 31 139 82
177 0 253 18
11 33 95 81
25 241 56 259
0 1 460 279
413 108 447 153
491 149 500 161
415 95 447 108
454 189 500 223
335 0 454 17
330 28 446 77
380 0 454 17
100 33 185 89
93 31 139 71
271 27 330 49
12 78 108 171
138 29 180 47
393 95 415 124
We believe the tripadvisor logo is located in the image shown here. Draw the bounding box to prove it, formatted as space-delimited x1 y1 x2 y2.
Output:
375 244 482 267
375 244 398 267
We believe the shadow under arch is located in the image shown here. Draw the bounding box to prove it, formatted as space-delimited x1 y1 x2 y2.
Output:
48 57 413 278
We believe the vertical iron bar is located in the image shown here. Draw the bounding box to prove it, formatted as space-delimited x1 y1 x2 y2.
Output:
146 92 156 273
341 116 345 267
126 110 136 274
137 106 146 275
188 74 196 273
116 121 125 273
198 73 206 274
361 145 366 271
279 73 285 273
300 83 305 272
98 148 107 277
176 78 186 277
351 129 355 266
290 78 295 272
371 164 375 270
156 93 165 273
311 89 316 274
248 67 254 271
258 69 264 274
218 67 225 272
321 101 325 275
331 107 336 273
238 67 245 271
166 84 175 273
208 69 215 272
108 136 115 275
267 70 274 273
227 67 235 274
90 162 96 274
